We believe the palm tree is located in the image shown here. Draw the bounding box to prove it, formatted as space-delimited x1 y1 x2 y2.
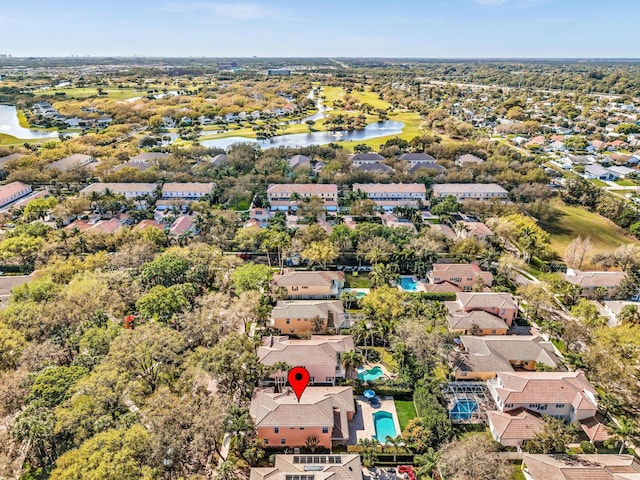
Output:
341 350 364 379
271 361 290 393
618 304 640 325
385 435 404 463
610 416 638 454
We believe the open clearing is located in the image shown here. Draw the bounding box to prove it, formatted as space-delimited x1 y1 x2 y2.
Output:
539 200 635 265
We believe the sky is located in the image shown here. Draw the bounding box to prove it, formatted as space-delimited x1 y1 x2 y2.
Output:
0 0 638 58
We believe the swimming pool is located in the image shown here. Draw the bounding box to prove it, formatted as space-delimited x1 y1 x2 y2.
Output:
399 276 418 292
357 365 384 382
450 399 478 420
373 411 397 440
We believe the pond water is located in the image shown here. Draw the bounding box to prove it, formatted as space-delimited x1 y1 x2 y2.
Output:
200 120 404 150
0 105 59 139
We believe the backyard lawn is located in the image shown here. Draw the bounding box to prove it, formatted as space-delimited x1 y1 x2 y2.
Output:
344 273 371 288
615 179 637 187
394 399 418 431
539 200 635 266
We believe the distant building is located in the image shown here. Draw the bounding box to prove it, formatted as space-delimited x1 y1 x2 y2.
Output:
266 184 338 212
47 154 94 172
217 61 238 71
432 183 508 200
352 183 427 210
456 153 484 165
563 269 627 299
0 181 32 208
80 183 157 199
161 182 214 199
267 69 291 76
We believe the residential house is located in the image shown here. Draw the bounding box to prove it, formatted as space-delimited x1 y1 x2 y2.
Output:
47 153 94 172
520 454 640 480
209 153 228 167
250 454 363 480
457 221 494 240
161 182 214 200
446 291 518 326
456 154 484 165
288 154 311 170
603 300 640 326
487 409 546 448
0 182 32 208
563 269 627 299
257 335 354 384
452 335 561 380
80 183 157 199
348 152 385 165
399 152 446 174
444 301 509 336
353 162 394 174
608 165 635 178
427 264 493 292
270 300 344 335
168 215 196 238
488 371 598 424
584 164 618 181
432 183 508 200
248 207 272 228
272 270 344 300
381 213 417 232
591 139 608 151
250 386 355 449
352 183 427 210
130 152 169 163
266 184 338 212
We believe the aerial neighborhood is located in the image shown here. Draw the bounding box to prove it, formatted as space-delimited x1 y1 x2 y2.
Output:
0 54 640 480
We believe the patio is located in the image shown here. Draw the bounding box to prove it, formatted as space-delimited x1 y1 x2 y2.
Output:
349 395 402 444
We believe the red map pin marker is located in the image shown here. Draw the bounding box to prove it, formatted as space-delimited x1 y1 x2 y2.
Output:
288 366 310 402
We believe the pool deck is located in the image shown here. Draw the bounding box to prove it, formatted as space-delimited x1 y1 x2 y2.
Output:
349 395 402 444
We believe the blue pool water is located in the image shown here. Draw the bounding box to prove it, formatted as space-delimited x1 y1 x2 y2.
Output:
399 276 418 292
373 411 397 440
357 366 384 382
450 399 478 420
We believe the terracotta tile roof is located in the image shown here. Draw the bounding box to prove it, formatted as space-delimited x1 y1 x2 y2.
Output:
0 181 31 205
455 292 515 310
459 221 494 237
422 282 462 293
267 184 338 195
257 335 354 367
0 153 26 165
494 371 597 408
161 182 214 194
564 271 626 288
521 454 640 480
445 303 507 331
169 215 195 236
271 300 344 320
80 183 157 195
580 416 611 443
455 336 560 374
272 270 344 288
432 264 494 286
250 454 363 480
352 183 426 194
250 386 354 429
432 183 508 195
488 408 545 440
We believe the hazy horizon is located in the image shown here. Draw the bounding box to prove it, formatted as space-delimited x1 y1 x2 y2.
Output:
1 0 638 58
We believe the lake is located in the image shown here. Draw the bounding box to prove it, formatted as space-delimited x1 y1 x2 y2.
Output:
201 120 404 150
0 105 59 139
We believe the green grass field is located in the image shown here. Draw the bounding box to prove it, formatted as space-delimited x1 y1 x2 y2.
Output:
615 179 637 187
37 87 145 100
539 200 635 265
394 399 417 431
344 273 371 288
589 179 609 187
